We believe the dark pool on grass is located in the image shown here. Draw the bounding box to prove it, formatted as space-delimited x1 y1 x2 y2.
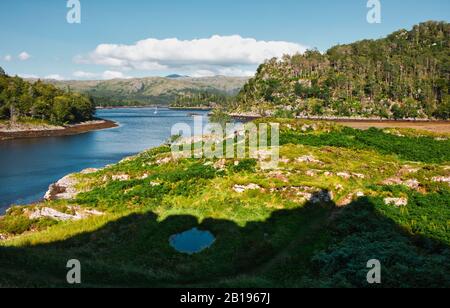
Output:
170 228 216 254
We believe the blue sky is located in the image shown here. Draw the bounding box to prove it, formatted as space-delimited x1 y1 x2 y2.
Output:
0 0 449 79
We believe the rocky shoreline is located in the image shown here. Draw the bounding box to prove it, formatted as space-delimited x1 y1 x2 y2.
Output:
0 119 118 141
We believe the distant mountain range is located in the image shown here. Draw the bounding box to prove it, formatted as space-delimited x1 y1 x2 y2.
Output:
165 74 190 79
40 76 249 107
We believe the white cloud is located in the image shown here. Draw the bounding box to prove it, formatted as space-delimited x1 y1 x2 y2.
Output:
72 70 131 80
101 70 131 80
45 74 65 80
18 52 31 61
4 55 12 62
76 35 306 76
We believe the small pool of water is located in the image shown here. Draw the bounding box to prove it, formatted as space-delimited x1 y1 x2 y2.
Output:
169 228 215 254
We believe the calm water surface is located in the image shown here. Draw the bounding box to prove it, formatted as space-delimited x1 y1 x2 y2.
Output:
170 228 216 254
0 108 209 213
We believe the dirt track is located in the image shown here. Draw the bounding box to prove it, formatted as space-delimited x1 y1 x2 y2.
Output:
330 120 450 134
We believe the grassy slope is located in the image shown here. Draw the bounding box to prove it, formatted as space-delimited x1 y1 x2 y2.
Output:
0 120 449 288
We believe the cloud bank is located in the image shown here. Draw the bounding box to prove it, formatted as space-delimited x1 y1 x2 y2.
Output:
73 70 131 80
76 35 306 77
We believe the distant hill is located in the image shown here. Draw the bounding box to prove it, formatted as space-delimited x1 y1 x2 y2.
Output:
165 74 189 79
42 76 249 107
235 21 450 120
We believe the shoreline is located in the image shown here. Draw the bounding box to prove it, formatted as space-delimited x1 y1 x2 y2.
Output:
0 119 118 141
168 107 213 111
229 113 450 133
96 105 162 110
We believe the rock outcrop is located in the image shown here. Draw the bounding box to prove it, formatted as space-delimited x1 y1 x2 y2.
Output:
29 206 103 222
44 168 99 201
384 198 408 207
44 175 79 201
234 184 261 193
432 176 450 184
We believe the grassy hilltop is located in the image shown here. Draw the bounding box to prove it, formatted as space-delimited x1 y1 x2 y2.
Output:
0 120 449 288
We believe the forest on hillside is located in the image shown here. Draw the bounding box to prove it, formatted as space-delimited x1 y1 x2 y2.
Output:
0 69 95 125
170 90 232 108
235 21 450 120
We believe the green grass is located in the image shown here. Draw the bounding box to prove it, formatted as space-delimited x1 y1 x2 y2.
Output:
280 126 450 164
0 119 449 288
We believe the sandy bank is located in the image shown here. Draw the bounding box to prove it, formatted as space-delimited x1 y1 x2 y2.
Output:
0 119 118 141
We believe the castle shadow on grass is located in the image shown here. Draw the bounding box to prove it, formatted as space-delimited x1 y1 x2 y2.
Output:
1 191 449 288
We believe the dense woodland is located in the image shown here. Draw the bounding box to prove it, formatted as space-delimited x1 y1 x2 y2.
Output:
170 90 231 108
0 69 95 125
236 21 450 119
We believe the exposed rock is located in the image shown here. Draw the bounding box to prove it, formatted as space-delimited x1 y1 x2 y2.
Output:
432 176 450 184
272 186 314 200
29 207 103 221
233 184 261 193
356 191 365 197
306 170 317 177
82 209 104 216
80 168 99 174
268 171 289 183
404 179 420 189
203 161 213 166
384 198 408 207
44 175 78 201
337 172 352 179
382 177 403 186
335 184 344 191
301 124 317 132
150 181 161 187
337 194 354 207
270 186 333 204
279 158 290 164
324 171 334 177
213 159 227 170
352 173 366 179
296 155 323 164
156 156 172 165
0 234 7 241
140 173 149 180
112 174 130 181
255 149 274 158
382 177 421 190
337 191 365 207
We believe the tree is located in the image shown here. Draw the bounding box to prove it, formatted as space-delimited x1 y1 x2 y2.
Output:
0 73 95 124
391 104 405 120
235 21 450 119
